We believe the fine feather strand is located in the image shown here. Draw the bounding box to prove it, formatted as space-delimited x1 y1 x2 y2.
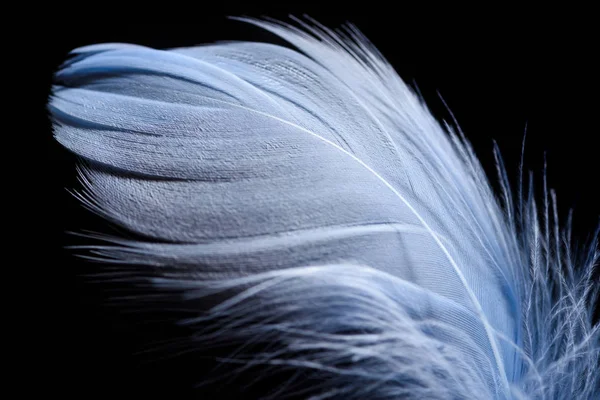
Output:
49 18 598 399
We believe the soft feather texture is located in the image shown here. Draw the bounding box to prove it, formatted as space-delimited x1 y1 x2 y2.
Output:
49 18 599 399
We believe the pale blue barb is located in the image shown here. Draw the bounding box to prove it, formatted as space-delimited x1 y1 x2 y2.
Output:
49 17 599 399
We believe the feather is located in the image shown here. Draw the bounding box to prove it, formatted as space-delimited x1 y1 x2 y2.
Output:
49 17 599 399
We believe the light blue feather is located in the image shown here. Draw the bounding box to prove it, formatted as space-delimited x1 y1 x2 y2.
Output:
49 17 598 399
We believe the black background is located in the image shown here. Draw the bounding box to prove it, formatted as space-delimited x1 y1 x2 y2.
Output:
37 8 598 398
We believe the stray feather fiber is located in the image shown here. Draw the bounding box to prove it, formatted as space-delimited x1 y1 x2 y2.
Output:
49 17 599 399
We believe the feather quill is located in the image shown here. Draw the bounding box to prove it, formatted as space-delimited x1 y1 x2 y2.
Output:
49 18 598 399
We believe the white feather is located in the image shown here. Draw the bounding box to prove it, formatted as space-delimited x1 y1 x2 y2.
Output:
49 18 598 399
